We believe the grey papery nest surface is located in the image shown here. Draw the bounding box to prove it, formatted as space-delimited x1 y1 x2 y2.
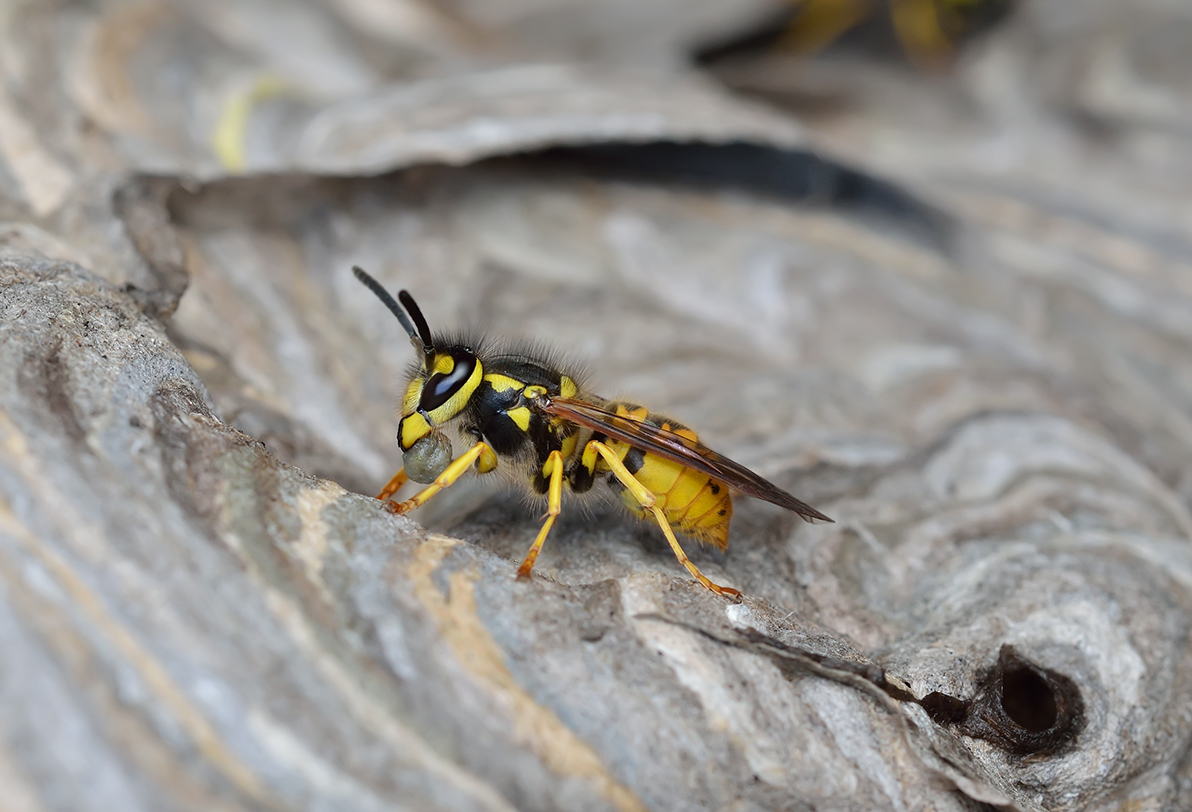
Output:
3 1 1192 810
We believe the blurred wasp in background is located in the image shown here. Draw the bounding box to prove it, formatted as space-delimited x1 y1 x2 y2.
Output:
786 0 1014 67
353 267 832 598
699 0 1015 70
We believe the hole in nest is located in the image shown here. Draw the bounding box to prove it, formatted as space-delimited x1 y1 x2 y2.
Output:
954 645 1085 756
1000 664 1058 732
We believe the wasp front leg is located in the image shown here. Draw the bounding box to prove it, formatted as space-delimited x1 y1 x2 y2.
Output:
517 450 565 579
383 441 496 514
375 469 409 501
584 440 741 600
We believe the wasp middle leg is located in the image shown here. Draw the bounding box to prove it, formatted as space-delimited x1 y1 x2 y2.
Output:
517 450 565 579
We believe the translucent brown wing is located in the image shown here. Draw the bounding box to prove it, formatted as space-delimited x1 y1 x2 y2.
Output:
533 396 833 523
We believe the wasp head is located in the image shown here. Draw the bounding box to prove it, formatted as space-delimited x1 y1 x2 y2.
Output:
354 267 481 482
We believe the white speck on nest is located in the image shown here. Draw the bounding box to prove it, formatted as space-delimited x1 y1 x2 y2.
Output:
725 603 764 633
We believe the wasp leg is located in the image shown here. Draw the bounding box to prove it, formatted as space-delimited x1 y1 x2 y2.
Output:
376 469 409 502
386 441 493 515
517 450 564 579
584 441 741 600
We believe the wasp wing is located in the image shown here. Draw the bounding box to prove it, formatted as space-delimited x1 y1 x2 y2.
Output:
535 396 833 523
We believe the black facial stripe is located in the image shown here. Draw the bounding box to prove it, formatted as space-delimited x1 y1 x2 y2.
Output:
420 352 477 412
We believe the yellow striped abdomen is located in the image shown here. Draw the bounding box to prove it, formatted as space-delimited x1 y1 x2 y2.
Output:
599 405 733 550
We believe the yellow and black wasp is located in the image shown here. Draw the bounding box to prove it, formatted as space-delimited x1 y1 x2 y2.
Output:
353 266 832 598
780 0 1013 68
697 0 1014 71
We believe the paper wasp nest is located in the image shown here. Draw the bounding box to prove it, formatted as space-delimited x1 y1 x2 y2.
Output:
2 1 1192 810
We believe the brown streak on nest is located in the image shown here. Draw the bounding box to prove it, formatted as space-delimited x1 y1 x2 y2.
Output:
408 536 647 812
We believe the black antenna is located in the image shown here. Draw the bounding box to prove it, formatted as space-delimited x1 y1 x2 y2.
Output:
398 290 435 352
352 266 427 350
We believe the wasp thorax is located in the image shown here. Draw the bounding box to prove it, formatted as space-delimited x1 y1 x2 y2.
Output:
404 431 453 484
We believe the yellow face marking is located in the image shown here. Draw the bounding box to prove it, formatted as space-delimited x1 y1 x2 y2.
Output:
559 375 578 399
431 354 455 376
401 377 423 415
485 373 523 393
507 406 531 432
426 359 483 425
399 411 432 450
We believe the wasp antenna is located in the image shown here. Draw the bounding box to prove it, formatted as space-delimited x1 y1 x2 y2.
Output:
398 290 435 352
353 266 423 347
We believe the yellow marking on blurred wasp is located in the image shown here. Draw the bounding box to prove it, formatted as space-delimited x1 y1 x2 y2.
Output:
783 0 1012 68
354 267 832 598
211 74 286 173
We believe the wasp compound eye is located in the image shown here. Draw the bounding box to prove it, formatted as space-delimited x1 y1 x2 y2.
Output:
404 432 453 484
420 351 477 413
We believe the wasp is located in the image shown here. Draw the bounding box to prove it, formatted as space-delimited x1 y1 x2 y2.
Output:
781 0 1013 67
353 266 832 598
696 0 1013 70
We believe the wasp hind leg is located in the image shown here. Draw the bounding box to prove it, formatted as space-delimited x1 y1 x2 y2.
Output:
517 450 565 580
382 441 495 515
584 440 741 600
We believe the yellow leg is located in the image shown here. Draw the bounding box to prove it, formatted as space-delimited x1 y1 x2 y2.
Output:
376 469 408 501
386 441 493 515
585 441 741 599
517 450 564 579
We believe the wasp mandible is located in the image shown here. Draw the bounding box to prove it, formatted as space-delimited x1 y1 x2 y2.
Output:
353 266 832 598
